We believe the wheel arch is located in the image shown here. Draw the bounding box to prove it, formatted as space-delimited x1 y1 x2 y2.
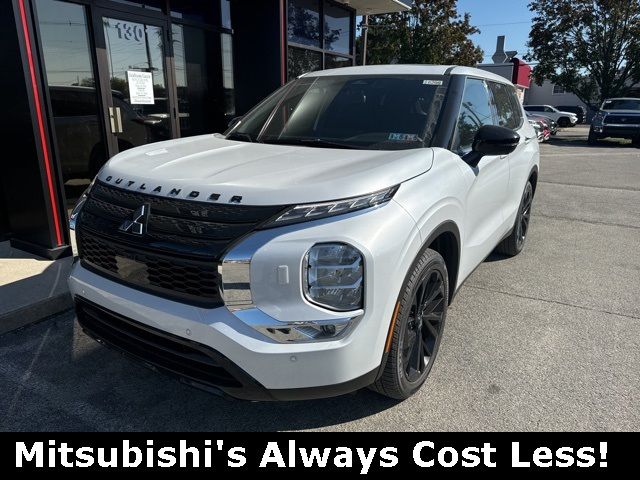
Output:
528 165 539 197
421 221 461 305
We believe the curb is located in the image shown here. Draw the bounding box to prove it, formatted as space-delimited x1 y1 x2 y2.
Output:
0 292 74 335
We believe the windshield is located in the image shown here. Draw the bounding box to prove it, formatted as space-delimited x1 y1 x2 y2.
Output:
226 75 447 150
602 99 640 111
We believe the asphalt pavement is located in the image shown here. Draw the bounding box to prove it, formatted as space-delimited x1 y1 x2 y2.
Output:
1 125 639 431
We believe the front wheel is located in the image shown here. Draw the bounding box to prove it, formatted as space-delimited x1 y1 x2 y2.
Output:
370 249 448 400
558 117 570 127
495 181 533 256
588 129 600 145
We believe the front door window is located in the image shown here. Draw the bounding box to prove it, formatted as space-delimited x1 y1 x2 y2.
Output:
102 17 173 152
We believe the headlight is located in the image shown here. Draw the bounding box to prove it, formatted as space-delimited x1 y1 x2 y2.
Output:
264 186 399 228
303 243 364 311
69 181 94 230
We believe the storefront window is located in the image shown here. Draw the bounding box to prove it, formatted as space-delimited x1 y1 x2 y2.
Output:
288 46 322 80
324 1 351 54
288 0 321 48
170 1 218 24
325 54 352 69
287 1 354 80
173 24 232 136
221 33 236 117
35 0 106 202
221 0 232 29
110 0 163 12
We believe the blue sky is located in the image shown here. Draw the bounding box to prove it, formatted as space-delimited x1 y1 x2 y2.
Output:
457 0 534 62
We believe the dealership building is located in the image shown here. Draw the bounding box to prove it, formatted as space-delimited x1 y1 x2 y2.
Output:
0 0 409 259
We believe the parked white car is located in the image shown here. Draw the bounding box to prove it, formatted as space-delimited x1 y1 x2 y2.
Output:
523 105 578 127
68 65 540 401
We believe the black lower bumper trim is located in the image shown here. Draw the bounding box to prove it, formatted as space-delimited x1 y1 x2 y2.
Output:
74 297 379 401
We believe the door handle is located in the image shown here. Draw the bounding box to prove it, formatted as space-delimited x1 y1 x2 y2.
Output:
109 107 123 134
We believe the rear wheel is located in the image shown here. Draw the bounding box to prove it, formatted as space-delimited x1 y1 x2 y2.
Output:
633 136 640 148
495 181 533 256
370 249 448 400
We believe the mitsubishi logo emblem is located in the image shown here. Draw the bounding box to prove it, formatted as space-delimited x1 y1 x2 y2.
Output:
119 204 149 235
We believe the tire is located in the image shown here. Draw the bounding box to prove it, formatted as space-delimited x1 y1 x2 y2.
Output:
588 129 600 145
370 249 448 400
495 181 533 257
558 117 570 127
633 137 640 148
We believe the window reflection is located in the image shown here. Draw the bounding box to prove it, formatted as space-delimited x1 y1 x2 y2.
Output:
325 54 352 70
35 0 106 202
288 0 321 47
173 24 233 136
288 47 322 81
324 1 350 54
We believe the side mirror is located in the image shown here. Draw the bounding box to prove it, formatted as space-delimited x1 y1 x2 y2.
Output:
228 116 243 129
466 125 520 167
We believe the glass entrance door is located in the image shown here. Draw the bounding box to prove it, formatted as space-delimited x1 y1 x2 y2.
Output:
98 13 176 154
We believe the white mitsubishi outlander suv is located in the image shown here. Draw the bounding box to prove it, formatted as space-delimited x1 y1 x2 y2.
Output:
68 65 539 401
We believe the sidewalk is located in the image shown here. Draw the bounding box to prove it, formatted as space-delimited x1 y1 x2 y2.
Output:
0 240 74 334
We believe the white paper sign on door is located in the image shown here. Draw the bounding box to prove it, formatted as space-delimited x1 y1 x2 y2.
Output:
127 71 154 105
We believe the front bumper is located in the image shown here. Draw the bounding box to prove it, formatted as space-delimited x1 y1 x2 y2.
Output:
74 295 378 400
68 199 421 399
596 124 640 138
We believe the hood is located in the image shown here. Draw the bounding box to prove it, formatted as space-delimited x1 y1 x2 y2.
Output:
97 135 433 205
602 110 640 115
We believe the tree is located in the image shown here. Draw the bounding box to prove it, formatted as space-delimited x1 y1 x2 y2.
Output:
527 0 640 109
361 0 483 67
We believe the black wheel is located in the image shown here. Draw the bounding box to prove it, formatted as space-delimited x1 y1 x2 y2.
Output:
495 181 533 256
558 117 570 127
633 137 640 148
370 249 448 400
587 129 600 145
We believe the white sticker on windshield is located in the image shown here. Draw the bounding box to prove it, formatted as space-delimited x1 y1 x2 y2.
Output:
423 79 443 85
389 133 419 141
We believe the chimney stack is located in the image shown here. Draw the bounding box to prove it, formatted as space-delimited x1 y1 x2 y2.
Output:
492 36 508 64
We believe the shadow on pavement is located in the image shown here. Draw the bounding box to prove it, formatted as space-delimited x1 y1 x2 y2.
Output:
0 313 400 432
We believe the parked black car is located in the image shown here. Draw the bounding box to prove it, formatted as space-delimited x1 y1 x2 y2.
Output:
555 105 586 124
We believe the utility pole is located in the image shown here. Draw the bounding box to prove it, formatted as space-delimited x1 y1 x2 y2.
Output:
362 15 369 66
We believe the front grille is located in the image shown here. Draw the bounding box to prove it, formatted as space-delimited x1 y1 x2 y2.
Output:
75 297 242 389
77 181 288 305
605 114 640 125
78 231 222 305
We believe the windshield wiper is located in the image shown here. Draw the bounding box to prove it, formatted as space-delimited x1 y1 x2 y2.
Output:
262 137 358 149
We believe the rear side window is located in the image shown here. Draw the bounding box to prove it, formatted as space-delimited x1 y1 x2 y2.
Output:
451 78 496 156
525 106 542 112
489 82 523 130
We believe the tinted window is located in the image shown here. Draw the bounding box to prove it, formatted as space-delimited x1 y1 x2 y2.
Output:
50 89 97 117
489 82 523 130
544 106 554 112
452 78 496 155
288 46 322 80
288 0 321 47
602 99 640 111
525 106 542 112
